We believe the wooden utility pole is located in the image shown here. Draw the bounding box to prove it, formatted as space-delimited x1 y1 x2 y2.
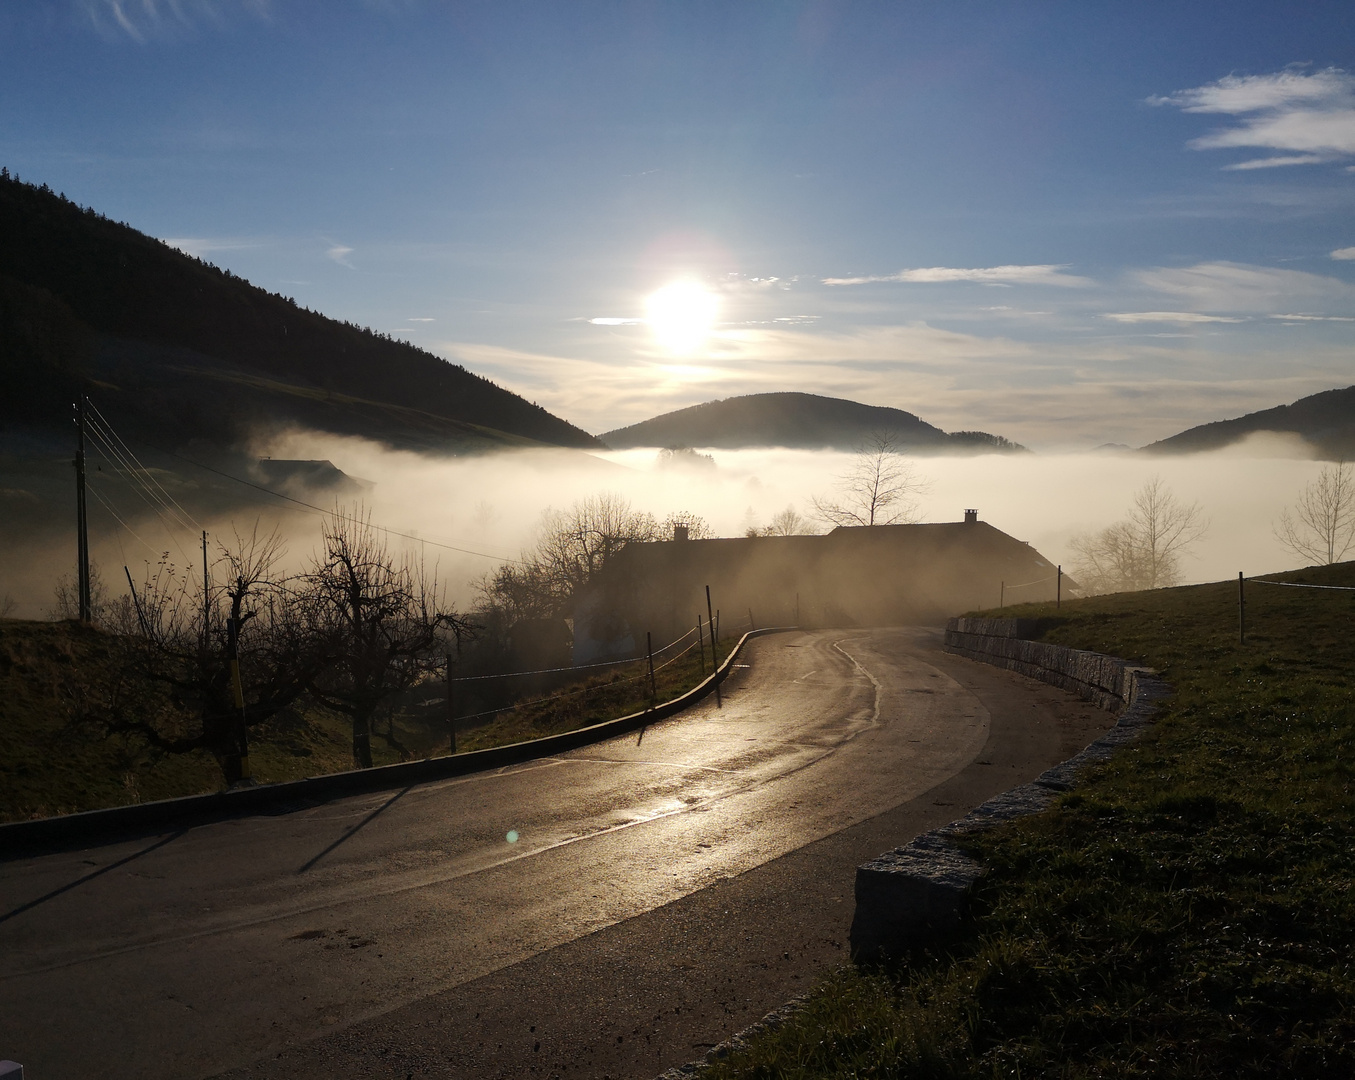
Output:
225 616 252 783
646 632 657 702
706 586 721 706
447 654 457 753
74 396 91 623
201 531 210 647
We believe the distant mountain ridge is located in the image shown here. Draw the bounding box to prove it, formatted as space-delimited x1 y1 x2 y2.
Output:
0 172 598 454
600 392 1026 453
1142 385 1355 459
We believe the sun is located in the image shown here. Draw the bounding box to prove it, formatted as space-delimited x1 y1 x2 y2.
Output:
645 281 719 354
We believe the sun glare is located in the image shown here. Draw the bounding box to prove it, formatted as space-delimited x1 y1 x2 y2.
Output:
645 281 719 354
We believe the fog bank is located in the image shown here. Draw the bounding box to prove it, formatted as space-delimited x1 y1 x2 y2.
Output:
0 428 1333 619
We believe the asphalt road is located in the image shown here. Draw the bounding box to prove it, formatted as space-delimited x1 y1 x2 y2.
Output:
0 627 1109 1080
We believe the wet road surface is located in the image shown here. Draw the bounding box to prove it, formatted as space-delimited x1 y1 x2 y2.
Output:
0 628 1110 1079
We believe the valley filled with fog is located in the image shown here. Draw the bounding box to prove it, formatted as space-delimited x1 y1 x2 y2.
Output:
1 428 1327 620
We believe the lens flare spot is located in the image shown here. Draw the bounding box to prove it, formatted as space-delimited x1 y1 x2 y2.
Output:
506 829 519 843
646 281 718 355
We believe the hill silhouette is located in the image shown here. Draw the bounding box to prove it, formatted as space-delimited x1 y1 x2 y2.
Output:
599 392 1026 453
0 171 598 454
1141 385 1355 459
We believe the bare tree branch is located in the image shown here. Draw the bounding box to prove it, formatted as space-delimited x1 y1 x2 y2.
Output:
812 431 926 527
1274 461 1355 566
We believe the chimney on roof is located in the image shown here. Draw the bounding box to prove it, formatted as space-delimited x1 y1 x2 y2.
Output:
673 524 689 541
963 509 978 524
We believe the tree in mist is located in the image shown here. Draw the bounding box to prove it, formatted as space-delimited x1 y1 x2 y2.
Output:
768 505 817 535
656 445 715 470
812 432 926 528
304 509 469 769
79 529 325 784
533 493 660 597
473 494 703 651
1274 461 1355 566
744 506 819 537
661 509 715 540
1069 476 1208 594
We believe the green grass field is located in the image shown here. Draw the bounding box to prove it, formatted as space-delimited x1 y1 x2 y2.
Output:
702 563 1355 1078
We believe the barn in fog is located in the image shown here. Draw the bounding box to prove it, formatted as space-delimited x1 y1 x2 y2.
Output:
569 512 1069 663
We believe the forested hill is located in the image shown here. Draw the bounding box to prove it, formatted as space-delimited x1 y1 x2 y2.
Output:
600 392 1027 453
0 172 599 453
1141 385 1355 459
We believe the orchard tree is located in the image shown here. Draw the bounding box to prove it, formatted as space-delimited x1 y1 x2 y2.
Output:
79 528 322 785
305 509 469 769
1274 461 1355 566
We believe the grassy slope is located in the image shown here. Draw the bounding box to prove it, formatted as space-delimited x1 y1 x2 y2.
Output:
0 619 731 823
705 563 1355 1078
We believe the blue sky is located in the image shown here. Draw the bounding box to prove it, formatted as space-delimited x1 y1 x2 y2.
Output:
3 1 1355 448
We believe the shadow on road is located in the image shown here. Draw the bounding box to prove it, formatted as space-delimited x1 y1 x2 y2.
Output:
0 829 188 926
296 786 412 874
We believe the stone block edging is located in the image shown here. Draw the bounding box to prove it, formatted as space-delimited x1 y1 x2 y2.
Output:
848 617 1171 962
0 628 796 856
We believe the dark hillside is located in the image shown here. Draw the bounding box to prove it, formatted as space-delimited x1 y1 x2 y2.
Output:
1141 385 1355 459
0 172 598 452
600 392 1026 453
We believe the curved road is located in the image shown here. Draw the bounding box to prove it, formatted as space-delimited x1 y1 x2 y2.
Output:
0 628 1108 1079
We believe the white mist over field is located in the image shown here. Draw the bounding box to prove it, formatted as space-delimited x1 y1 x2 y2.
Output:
258 430 1322 600
1 429 1331 620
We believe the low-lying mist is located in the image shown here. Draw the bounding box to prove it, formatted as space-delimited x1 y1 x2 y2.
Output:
0 427 1332 620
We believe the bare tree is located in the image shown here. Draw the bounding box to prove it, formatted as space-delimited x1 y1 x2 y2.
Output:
79 529 323 784
812 432 926 527
661 510 714 540
1274 461 1355 566
1069 476 1208 594
305 509 469 768
769 505 817 536
533 493 660 598
52 562 132 626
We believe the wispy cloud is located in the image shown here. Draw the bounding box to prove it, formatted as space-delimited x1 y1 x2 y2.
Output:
1332 247 1355 260
1102 311 1246 324
81 0 271 43
823 265 1092 287
1151 67 1355 170
1269 313 1355 322
326 244 355 268
1135 261 1355 313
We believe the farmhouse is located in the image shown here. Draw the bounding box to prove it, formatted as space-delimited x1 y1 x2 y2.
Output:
570 511 1069 663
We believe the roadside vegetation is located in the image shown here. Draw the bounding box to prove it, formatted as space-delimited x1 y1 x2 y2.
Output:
702 562 1355 1078
0 612 736 823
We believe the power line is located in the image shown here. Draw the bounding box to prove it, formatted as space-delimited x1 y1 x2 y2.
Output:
87 401 203 532
85 424 197 547
86 478 160 557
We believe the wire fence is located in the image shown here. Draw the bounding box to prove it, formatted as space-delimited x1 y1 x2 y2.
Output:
446 612 755 730
449 622 703 683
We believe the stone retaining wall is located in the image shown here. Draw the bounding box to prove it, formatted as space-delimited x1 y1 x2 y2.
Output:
848 618 1171 962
